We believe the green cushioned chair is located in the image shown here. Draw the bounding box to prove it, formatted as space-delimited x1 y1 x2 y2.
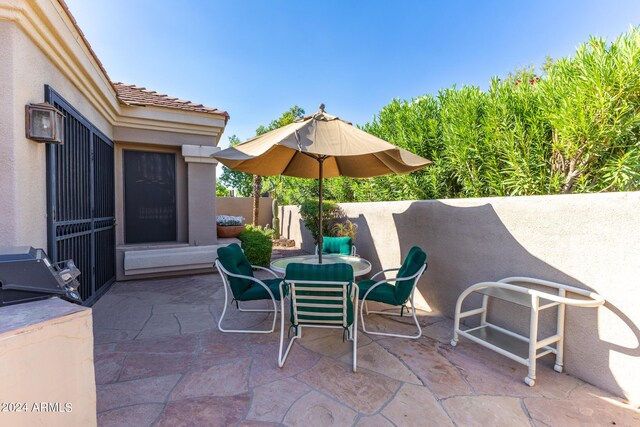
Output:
278 263 359 372
315 236 356 256
215 243 286 334
359 246 427 339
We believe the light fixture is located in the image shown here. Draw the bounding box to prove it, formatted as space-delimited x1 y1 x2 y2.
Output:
25 102 64 144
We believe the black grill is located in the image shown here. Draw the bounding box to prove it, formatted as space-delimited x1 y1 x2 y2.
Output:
0 246 82 306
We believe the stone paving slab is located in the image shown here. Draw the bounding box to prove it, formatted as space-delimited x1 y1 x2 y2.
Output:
97 403 165 427
93 271 640 426
297 358 400 414
170 357 251 399
283 391 358 426
246 377 311 423
382 383 453 426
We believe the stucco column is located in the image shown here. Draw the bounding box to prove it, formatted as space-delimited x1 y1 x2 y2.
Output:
182 145 220 246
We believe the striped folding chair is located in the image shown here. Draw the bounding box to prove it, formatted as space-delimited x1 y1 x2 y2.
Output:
278 263 359 372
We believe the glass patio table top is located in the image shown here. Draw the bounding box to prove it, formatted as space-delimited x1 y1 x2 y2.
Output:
270 254 372 277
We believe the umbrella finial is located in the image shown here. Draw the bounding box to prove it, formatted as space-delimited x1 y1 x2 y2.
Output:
318 103 325 113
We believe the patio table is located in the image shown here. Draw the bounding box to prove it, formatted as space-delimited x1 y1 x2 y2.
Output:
270 254 372 277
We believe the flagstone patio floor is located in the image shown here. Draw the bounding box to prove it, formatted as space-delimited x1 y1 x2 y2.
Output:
93 268 640 426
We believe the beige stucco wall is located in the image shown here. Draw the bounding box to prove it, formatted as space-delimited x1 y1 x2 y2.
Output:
0 299 97 427
0 1 226 251
217 197 274 227
187 162 217 245
280 192 640 403
0 20 111 248
114 126 216 148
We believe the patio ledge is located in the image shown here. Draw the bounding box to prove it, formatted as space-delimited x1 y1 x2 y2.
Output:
123 240 239 276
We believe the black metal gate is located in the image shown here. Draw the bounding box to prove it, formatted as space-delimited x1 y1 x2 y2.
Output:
45 85 116 305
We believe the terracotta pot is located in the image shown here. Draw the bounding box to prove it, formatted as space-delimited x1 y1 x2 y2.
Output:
217 225 245 238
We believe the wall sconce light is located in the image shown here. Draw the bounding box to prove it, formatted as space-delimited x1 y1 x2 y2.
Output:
25 102 64 144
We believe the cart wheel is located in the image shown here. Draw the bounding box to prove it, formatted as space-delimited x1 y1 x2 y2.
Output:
524 377 535 387
450 339 457 347
554 364 563 373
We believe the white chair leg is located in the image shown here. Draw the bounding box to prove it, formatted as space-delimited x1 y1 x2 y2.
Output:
238 303 277 312
360 291 422 340
218 282 278 334
278 301 301 369
353 294 358 372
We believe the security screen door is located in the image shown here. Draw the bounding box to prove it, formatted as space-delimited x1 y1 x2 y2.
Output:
45 85 116 305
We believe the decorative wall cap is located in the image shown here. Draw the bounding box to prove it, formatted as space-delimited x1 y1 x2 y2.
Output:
182 145 220 163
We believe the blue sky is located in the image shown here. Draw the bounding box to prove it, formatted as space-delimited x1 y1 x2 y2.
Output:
66 0 640 148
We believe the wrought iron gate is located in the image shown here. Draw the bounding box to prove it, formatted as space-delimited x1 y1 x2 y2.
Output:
45 85 116 305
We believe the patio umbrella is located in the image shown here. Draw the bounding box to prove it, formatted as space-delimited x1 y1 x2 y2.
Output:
212 105 432 262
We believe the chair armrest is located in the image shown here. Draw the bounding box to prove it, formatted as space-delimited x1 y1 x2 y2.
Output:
215 260 280 301
252 265 281 278
278 280 289 300
370 267 401 280
362 265 426 303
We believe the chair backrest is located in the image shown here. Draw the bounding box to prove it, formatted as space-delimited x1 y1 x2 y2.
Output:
321 236 353 255
216 243 254 299
394 246 427 304
285 263 354 328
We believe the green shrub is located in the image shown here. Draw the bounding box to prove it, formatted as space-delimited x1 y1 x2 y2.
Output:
238 225 273 267
268 27 640 201
299 200 344 245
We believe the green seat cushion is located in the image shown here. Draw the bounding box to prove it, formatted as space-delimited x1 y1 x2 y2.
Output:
321 236 353 255
358 247 427 306
285 263 354 326
238 278 287 301
217 243 254 299
394 247 427 304
357 279 398 305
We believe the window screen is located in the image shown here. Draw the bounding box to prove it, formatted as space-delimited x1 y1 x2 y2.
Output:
124 150 177 243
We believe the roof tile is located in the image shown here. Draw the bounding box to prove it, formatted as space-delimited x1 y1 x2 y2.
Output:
112 83 229 119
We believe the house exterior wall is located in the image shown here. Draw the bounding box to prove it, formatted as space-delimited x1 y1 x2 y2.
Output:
0 20 111 249
280 191 640 404
0 0 226 271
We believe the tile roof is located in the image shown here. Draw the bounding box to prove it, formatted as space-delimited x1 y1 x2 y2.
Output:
113 83 230 119
57 1 229 121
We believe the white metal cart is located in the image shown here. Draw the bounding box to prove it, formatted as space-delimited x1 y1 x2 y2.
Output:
451 277 605 386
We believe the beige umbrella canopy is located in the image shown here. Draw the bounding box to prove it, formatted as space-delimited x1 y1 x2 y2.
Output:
212 105 432 262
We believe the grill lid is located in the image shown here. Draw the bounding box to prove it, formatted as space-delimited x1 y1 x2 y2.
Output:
0 246 82 306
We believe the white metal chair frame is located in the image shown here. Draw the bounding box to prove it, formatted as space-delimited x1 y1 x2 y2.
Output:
278 279 359 372
451 276 605 386
215 259 282 334
360 264 427 339
315 244 357 256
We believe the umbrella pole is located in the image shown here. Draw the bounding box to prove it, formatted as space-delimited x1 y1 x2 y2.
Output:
318 158 324 264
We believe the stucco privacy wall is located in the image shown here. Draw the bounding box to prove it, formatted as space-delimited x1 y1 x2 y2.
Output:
0 20 112 247
280 191 640 403
217 197 274 227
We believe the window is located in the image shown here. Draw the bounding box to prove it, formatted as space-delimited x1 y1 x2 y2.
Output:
124 150 177 244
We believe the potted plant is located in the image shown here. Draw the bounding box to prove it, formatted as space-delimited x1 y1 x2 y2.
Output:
216 215 245 238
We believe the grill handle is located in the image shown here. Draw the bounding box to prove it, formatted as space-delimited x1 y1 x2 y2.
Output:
3 283 68 295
